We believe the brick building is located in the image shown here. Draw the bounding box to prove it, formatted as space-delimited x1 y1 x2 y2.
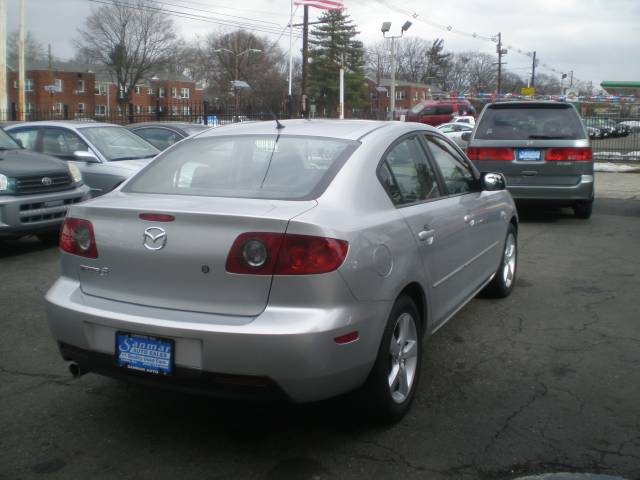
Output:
7 61 203 120
367 78 444 117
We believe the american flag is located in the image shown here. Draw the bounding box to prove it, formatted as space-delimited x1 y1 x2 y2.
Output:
293 0 344 10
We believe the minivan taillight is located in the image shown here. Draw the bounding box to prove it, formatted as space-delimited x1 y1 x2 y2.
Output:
60 218 98 258
226 233 348 275
546 147 593 162
466 147 515 161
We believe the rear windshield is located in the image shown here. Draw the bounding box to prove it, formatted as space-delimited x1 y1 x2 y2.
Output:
475 104 586 140
125 135 358 200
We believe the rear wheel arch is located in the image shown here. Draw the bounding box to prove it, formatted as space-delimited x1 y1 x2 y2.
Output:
398 282 428 336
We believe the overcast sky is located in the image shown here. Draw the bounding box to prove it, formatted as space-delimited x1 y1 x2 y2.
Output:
6 0 640 88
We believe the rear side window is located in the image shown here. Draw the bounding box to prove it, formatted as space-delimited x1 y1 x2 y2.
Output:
435 105 453 115
475 104 586 140
125 135 358 201
11 129 38 149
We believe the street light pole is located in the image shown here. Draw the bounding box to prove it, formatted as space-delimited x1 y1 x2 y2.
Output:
381 20 411 121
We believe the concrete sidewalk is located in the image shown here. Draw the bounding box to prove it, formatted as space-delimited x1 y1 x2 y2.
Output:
595 172 640 200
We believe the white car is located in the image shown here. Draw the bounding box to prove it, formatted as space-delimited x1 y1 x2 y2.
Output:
436 122 474 149
452 115 476 126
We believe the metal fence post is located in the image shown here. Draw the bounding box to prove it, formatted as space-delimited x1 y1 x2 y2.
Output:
63 104 69 120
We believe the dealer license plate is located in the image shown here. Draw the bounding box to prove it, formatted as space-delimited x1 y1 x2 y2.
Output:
116 332 174 375
517 149 542 161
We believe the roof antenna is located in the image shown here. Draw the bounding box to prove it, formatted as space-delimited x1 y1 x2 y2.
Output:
267 108 285 130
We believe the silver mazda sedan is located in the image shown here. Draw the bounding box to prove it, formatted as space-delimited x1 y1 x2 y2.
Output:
46 119 518 421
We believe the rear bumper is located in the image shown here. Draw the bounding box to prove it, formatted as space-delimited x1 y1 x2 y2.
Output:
507 174 594 203
45 277 389 403
0 185 90 237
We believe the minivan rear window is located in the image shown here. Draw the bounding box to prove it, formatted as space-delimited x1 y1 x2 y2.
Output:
125 135 359 201
475 104 586 140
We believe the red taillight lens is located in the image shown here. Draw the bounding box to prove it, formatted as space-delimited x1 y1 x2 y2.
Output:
60 218 98 258
139 213 175 222
275 234 349 275
546 147 593 162
226 233 348 275
467 147 515 161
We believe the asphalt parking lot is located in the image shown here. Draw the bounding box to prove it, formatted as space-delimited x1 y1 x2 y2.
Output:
1 173 639 480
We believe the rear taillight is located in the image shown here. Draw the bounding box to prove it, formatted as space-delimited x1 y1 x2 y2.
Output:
545 147 593 162
60 218 98 258
466 147 515 161
226 233 348 275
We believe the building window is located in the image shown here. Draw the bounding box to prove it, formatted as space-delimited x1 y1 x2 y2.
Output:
77 79 85 93
148 105 157 114
78 103 85 114
25 79 34 91
171 87 177 98
26 103 33 114
95 105 107 116
182 106 191 115
148 87 156 95
421 92 426 100
180 88 190 99
414 91 418 100
135 105 142 114
159 87 165 98
55 79 63 92
135 86 141 95
385 90 390 98
95 84 107 95
53 102 64 114
13 80 17 89
396 90 406 100
171 105 178 115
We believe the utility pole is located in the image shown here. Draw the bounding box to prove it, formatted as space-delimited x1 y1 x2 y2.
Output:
301 5 309 118
495 32 507 95
339 54 344 120
18 0 25 121
287 0 293 118
569 70 574 88
530 51 536 88
0 0 7 121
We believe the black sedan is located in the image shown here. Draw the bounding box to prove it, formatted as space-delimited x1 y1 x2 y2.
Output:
126 122 212 150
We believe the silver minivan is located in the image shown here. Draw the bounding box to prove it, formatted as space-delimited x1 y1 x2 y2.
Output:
465 101 594 218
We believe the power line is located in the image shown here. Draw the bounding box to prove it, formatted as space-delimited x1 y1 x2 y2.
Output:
371 0 583 85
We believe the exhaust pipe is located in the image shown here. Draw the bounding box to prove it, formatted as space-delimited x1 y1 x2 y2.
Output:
68 362 88 378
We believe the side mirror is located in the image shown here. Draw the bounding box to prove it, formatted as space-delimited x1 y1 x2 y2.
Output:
461 132 472 142
73 150 100 163
482 172 507 191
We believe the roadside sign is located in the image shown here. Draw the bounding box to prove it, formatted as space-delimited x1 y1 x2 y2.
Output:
521 87 535 96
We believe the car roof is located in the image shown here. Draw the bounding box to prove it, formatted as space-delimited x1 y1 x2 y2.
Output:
487 101 574 108
126 122 210 130
5 120 122 129
200 119 436 141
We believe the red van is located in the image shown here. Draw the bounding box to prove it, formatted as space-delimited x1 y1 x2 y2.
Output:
405 100 476 126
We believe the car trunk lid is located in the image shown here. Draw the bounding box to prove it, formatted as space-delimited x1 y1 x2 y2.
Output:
75 193 316 316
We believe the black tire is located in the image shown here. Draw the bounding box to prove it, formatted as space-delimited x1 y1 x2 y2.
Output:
361 294 422 423
482 223 517 298
574 201 593 219
37 230 60 246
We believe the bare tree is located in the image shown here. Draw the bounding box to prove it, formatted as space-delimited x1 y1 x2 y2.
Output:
8 30 47 65
75 0 176 109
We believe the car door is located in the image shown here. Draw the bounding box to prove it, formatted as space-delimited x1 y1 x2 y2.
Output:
379 134 469 326
422 134 504 293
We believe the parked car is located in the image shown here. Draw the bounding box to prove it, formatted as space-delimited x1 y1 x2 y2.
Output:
451 115 476 126
6 121 160 197
466 101 594 219
586 126 603 140
405 100 476 126
619 120 640 133
436 122 474 148
126 122 212 151
582 118 628 138
0 128 89 242
46 119 518 421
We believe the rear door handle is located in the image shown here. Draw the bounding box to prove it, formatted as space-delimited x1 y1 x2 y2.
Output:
418 229 435 245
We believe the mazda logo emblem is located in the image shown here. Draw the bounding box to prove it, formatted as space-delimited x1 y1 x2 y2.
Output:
41 177 53 186
143 227 167 251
